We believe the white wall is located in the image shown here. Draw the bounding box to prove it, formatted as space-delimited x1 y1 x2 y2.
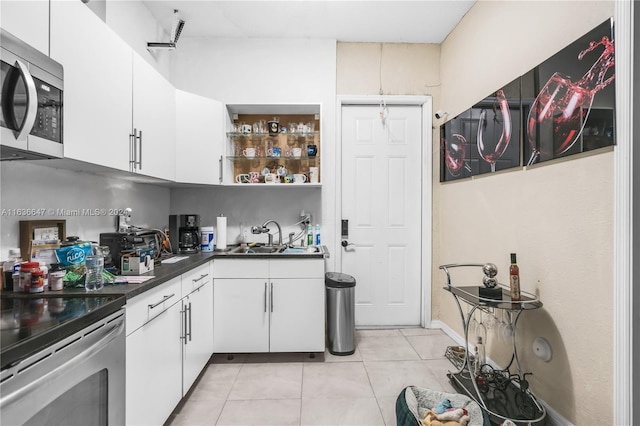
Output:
105 0 171 79
170 186 322 247
169 37 338 267
0 161 171 258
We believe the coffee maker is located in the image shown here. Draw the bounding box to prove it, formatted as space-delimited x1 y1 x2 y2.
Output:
169 214 201 254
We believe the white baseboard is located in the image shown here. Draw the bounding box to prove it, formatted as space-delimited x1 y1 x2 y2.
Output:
428 321 574 426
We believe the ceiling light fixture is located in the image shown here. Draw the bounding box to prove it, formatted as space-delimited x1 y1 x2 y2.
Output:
147 9 185 51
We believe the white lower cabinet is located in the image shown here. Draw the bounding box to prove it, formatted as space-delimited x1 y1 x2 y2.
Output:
213 258 325 353
213 278 270 352
126 261 214 425
181 264 214 393
126 278 182 426
269 277 325 352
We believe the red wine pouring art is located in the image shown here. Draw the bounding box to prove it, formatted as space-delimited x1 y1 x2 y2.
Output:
526 35 615 165
442 89 512 177
442 133 470 177
477 90 512 173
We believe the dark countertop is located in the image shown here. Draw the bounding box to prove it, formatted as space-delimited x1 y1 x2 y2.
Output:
92 252 216 299
0 252 214 370
0 294 126 370
1 248 327 370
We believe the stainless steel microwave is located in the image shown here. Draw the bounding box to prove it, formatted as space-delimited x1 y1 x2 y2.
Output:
1 28 63 161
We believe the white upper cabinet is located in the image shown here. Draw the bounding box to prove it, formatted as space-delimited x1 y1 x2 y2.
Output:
1 0 49 55
131 53 176 181
175 90 223 185
50 1 176 180
50 0 132 172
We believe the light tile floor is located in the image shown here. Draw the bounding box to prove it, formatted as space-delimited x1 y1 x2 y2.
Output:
166 328 458 426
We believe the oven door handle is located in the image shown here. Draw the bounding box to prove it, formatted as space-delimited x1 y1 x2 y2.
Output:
14 59 38 141
0 315 124 408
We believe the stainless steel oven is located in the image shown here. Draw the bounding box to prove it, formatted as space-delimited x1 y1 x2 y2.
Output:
0 28 63 161
0 299 125 426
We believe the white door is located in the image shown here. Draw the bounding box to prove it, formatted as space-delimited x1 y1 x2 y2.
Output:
341 105 423 326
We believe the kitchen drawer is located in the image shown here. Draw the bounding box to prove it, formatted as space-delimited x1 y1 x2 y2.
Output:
125 277 181 336
269 259 324 278
181 262 211 296
213 259 269 278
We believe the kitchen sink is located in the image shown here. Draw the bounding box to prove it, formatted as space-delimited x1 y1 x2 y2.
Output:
229 245 282 254
225 245 324 256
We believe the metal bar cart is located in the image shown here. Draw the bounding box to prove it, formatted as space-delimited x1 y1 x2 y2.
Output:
439 263 547 425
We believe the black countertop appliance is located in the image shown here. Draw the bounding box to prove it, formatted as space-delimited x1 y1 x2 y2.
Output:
169 214 201 254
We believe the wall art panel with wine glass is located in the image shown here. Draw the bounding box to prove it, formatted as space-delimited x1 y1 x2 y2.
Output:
524 18 615 165
440 18 615 183
440 109 473 182
440 78 522 182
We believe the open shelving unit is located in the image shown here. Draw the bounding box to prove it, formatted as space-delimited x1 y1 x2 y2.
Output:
223 104 321 186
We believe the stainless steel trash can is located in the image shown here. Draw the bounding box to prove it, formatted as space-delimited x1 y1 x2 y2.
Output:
325 272 356 355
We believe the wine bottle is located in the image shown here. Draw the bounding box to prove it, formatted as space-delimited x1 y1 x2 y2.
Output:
474 336 486 375
509 253 521 301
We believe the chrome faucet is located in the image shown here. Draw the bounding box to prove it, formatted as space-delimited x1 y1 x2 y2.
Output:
251 220 282 246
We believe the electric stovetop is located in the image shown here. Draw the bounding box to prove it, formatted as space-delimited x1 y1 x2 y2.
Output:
0 293 125 370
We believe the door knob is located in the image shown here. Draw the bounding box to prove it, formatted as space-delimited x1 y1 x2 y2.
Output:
341 240 355 251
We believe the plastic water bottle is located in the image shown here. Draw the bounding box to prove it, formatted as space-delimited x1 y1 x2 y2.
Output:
315 224 321 246
85 255 104 291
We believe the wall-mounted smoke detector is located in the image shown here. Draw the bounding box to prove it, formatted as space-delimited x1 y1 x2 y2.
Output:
147 9 185 51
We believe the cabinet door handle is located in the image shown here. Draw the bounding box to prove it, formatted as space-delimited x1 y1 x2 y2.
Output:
129 131 135 171
187 302 192 342
148 293 175 309
264 282 267 313
219 155 223 184
193 273 209 283
133 128 138 170
180 305 186 343
270 282 274 313
137 129 143 170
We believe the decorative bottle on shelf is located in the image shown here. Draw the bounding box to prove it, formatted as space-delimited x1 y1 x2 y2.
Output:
509 253 521 301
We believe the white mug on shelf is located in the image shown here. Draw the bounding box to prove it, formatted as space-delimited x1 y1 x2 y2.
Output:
309 166 319 183
265 173 279 184
242 147 256 159
291 147 302 159
293 173 307 184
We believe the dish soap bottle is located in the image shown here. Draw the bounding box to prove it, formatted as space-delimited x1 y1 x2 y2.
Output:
315 224 321 246
307 225 313 246
509 253 521 301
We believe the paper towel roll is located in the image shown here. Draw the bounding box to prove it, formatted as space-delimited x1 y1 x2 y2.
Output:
216 215 227 250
